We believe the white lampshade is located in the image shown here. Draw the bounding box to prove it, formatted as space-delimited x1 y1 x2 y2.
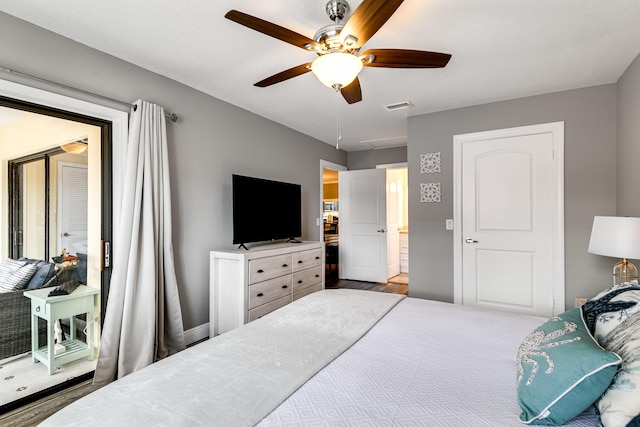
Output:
588 216 640 259
311 52 363 89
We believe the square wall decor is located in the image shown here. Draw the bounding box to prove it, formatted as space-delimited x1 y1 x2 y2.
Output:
420 182 441 203
420 152 441 174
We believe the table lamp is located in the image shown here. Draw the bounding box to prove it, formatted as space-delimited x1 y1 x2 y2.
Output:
588 216 640 285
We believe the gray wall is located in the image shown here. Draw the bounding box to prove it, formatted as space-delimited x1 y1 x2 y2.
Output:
0 12 347 330
407 85 618 308
347 146 407 170
617 53 640 216
4 9 637 328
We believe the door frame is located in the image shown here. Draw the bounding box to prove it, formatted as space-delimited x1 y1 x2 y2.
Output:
452 122 565 314
0 78 128 319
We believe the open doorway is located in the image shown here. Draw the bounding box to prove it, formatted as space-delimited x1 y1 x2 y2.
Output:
0 96 113 411
320 161 346 284
381 165 409 287
338 165 408 285
322 160 408 289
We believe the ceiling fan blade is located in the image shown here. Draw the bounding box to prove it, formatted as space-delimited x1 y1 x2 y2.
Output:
361 49 452 68
254 63 313 87
341 78 362 104
340 0 405 49
225 10 319 51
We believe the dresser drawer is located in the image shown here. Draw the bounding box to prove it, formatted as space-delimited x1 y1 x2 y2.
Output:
400 254 409 273
211 241 325 336
293 283 323 301
400 234 408 253
292 248 322 272
292 265 322 293
249 254 292 284
249 275 292 309
248 294 292 321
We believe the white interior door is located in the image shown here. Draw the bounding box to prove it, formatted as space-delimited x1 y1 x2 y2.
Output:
58 162 88 255
454 122 564 317
339 169 388 282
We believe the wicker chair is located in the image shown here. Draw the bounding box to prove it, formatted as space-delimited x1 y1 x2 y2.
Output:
0 287 50 360
0 266 78 361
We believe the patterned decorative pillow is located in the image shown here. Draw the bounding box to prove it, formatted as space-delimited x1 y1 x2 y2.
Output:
0 258 27 282
582 281 640 343
0 263 37 292
517 308 621 425
0 258 27 293
597 311 640 427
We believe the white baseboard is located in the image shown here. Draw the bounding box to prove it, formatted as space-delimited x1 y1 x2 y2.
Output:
184 322 209 346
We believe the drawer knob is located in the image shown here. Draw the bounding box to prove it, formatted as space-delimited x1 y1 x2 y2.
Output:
297 280 303 284
257 269 264 273
282 264 288 267
315 256 320 260
315 274 319 278
298 260 303 264
282 285 288 289
257 292 264 297
36 306 40 312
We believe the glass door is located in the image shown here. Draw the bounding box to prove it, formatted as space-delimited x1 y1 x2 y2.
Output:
0 99 111 412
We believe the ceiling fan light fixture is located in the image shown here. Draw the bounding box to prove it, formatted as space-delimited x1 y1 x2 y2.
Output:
311 52 363 89
60 141 88 154
60 136 88 154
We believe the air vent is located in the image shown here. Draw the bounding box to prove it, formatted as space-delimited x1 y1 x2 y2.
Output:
360 136 407 149
384 101 413 111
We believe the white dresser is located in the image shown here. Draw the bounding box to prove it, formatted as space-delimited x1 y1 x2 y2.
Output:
210 241 325 336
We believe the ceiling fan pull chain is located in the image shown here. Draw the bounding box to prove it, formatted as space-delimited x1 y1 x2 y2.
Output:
336 93 343 150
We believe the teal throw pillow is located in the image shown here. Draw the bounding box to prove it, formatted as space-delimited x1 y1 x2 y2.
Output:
517 308 621 425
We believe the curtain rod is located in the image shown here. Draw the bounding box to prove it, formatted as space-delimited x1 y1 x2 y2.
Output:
0 66 178 122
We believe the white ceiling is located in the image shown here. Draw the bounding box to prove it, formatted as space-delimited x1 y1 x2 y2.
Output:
1 0 640 151
0 106 27 127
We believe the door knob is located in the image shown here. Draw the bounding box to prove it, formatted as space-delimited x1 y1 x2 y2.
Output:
377 229 386 233
63 232 74 237
465 238 478 243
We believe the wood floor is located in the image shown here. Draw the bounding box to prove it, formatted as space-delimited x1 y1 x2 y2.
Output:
0 273 407 426
0 380 100 426
325 276 408 295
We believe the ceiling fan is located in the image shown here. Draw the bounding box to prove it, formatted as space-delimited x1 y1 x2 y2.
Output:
225 0 452 104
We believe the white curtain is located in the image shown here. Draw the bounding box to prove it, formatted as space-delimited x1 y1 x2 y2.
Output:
94 100 185 386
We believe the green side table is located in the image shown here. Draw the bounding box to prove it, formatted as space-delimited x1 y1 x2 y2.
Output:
24 285 99 375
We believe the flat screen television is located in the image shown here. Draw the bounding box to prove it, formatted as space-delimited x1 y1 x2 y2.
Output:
232 174 302 248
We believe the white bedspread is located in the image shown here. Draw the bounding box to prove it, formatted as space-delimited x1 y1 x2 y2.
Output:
40 289 404 427
40 292 600 426
259 298 600 426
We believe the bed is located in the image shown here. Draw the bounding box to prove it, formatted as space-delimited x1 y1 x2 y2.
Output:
41 288 637 426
